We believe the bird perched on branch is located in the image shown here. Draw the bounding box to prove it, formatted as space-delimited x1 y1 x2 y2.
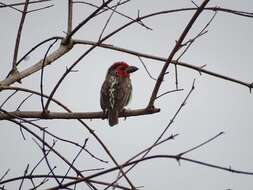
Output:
100 62 138 126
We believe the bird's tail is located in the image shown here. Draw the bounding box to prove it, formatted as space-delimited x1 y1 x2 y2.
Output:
108 110 118 126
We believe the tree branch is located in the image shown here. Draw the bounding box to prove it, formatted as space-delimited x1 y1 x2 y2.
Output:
147 0 210 108
0 108 160 120
1 43 72 86
73 39 253 91
11 0 29 77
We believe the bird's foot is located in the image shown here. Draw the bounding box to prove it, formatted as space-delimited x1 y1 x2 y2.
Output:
122 108 127 120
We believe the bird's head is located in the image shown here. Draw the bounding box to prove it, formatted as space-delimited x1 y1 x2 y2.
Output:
108 61 138 78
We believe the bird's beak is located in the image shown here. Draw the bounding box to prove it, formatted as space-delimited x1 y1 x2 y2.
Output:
126 66 138 74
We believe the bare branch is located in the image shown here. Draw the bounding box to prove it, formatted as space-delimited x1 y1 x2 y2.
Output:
18 164 29 190
27 4 53 14
147 0 210 108
0 169 10 182
47 153 253 189
0 0 52 9
73 39 253 90
11 0 30 79
0 108 160 120
109 80 195 185
98 0 121 40
16 93 33 111
2 5 253 86
0 90 17 108
16 36 63 66
67 0 73 35
0 2 22 13
64 0 114 42
178 132 224 157
61 141 87 184
74 0 152 30
2 114 95 189
41 132 61 186
155 88 184 100
40 39 59 112
176 10 217 61
1 42 71 86
138 57 157 81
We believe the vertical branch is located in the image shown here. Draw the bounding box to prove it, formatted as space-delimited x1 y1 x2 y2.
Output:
65 0 114 42
40 39 58 113
147 0 210 108
67 0 73 35
12 0 29 74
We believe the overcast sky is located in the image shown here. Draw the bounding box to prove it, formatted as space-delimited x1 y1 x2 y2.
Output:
1 0 253 189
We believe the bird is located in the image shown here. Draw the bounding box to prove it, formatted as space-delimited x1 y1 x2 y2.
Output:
100 61 138 126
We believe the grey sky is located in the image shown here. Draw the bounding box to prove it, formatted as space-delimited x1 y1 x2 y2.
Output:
1 0 253 189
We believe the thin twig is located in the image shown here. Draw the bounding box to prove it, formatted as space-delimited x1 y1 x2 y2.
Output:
156 88 184 100
65 0 114 42
138 57 157 81
16 36 63 66
61 140 88 184
0 169 10 182
98 0 121 40
2 6 253 86
0 2 22 12
2 114 95 189
18 164 29 190
147 0 210 108
0 88 108 164
106 134 179 190
74 0 152 30
41 132 61 186
0 0 51 8
178 132 224 157
109 80 195 185
19 125 26 140
16 93 33 111
27 4 53 14
173 9 216 90
46 153 253 189
73 39 253 90
0 90 17 108
12 0 29 74
176 10 217 61
40 39 58 112
174 63 179 89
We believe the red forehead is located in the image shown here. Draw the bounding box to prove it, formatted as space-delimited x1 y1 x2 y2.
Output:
109 61 129 70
